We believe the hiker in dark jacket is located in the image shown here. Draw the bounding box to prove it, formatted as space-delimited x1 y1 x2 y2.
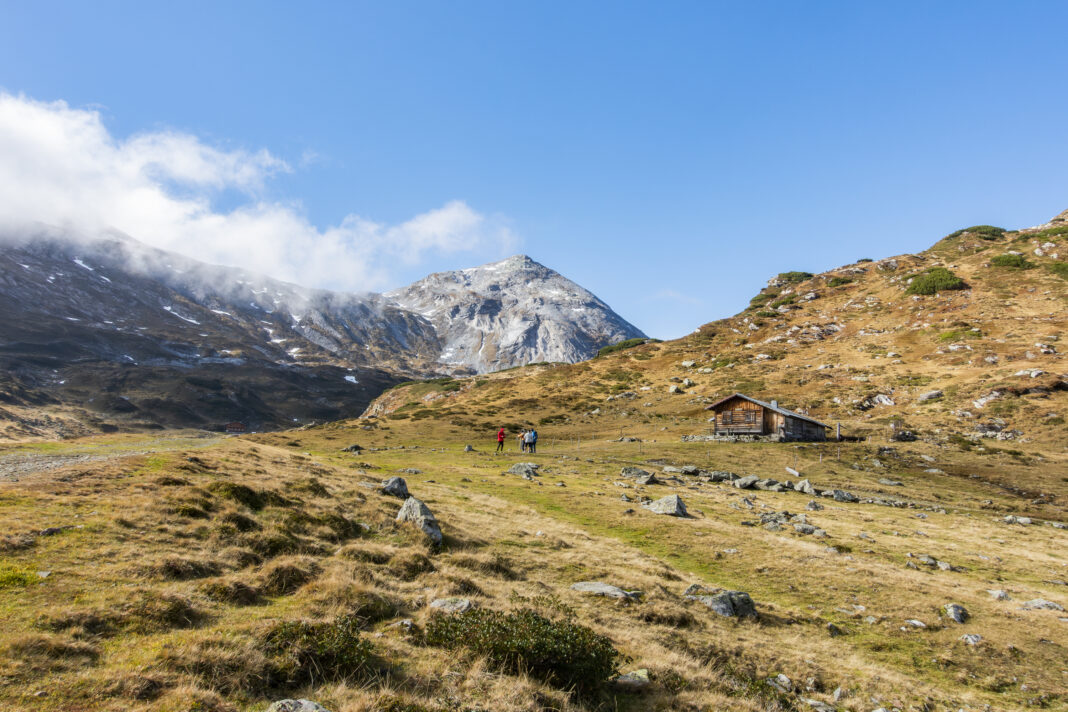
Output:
529 428 538 454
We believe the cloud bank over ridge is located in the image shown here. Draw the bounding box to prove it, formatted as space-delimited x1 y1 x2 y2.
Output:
0 93 516 292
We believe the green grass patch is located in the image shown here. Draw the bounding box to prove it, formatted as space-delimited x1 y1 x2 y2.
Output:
945 225 1005 241
0 563 38 589
1048 261 1068 280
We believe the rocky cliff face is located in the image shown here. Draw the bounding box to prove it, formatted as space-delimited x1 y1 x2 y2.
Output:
0 231 643 434
386 255 645 373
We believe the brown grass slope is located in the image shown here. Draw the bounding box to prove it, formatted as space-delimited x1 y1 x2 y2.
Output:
0 214 1065 712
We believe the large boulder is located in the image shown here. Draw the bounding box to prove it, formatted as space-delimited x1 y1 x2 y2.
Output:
571 581 642 601
684 587 757 618
795 479 816 495
620 466 650 478
943 603 969 624
508 462 540 477
634 473 660 486
396 497 442 545
381 476 410 499
429 597 472 614
266 702 333 712
733 475 760 489
643 494 688 517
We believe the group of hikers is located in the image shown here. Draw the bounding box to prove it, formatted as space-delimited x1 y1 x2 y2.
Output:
495 426 537 454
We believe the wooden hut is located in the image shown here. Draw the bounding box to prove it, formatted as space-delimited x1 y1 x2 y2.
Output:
708 393 828 441
224 422 247 434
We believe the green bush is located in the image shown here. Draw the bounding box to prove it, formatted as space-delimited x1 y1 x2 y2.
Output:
262 615 375 686
753 310 778 318
857 258 873 263
769 295 796 308
776 271 813 283
596 338 653 357
905 267 966 295
425 607 625 694
989 254 1033 269
946 225 1005 241
827 276 853 287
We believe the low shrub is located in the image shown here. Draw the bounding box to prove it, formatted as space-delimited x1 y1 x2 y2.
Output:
905 267 966 295
150 556 221 581
946 225 1005 241
990 254 1034 269
219 511 260 532
207 482 288 511
425 607 626 695
769 295 797 308
38 590 205 637
0 563 38 589
389 552 435 581
753 310 778 318
596 338 653 357
776 271 813 283
827 276 853 287
857 258 873 262
262 615 375 687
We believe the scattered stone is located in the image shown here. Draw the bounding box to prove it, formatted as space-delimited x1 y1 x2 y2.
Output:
614 668 652 691
904 619 926 628
987 589 1009 601
801 698 836 712
381 477 410 499
794 523 817 535
831 489 859 503
634 473 659 486
341 444 363 453
643 494 688 517
620 466 650 478
1022 599 1064 611
668 384 683 394
429 597 472 614
826 622 846 637
878 478 903 486
1003 515 1032 525
266 701 332 712
397 467 422 475
680 360 696 368
396 497 442 545
943 603 969 624
960 634 982 646
571 581 642 601
805 500 824 511
917 390 943 402
463 445 474 452
733 475 760 489
507 462 541 477
685 588 757 618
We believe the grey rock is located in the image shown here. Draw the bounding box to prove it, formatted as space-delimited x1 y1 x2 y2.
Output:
795 478 816 495
571 581 642 601
266 702 332 712
805 500 824 511
800 698 836 712
643 494 688 517
960 634 982 646
733 475 760 489
987 589 1009 601
396 497 442 545
620 466 650 478
397 467 422 475
826 622 846 637
917 390 943 402
341 444 363 453
685 589 757 618
634 473 659 486
878 478 903 486
381 476 410 499
832 489 858 503
943 603 969 624
794 523 817 535
463 444 474 452
1022 599 1064 611
429 597 472 614
904 619 926 628
508 462 540 477
614 668 652 691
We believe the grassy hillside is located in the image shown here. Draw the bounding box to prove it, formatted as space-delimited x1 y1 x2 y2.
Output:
0 215 1065 712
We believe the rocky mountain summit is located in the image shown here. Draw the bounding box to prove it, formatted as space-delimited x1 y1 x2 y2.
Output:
0 229 642 435
387 255 645 373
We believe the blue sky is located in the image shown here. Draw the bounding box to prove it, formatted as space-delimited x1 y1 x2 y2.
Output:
1 1 1066 338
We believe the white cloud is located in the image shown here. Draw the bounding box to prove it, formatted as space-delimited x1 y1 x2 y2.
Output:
0 93 517 291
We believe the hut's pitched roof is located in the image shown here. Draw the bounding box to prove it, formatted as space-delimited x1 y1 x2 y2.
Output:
709 393 829 429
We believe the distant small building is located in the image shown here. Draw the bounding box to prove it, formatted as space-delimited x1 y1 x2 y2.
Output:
225 422 247 434
708 393 828 441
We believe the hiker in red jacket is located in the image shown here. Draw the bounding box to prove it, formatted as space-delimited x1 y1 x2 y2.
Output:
495 426 506 453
